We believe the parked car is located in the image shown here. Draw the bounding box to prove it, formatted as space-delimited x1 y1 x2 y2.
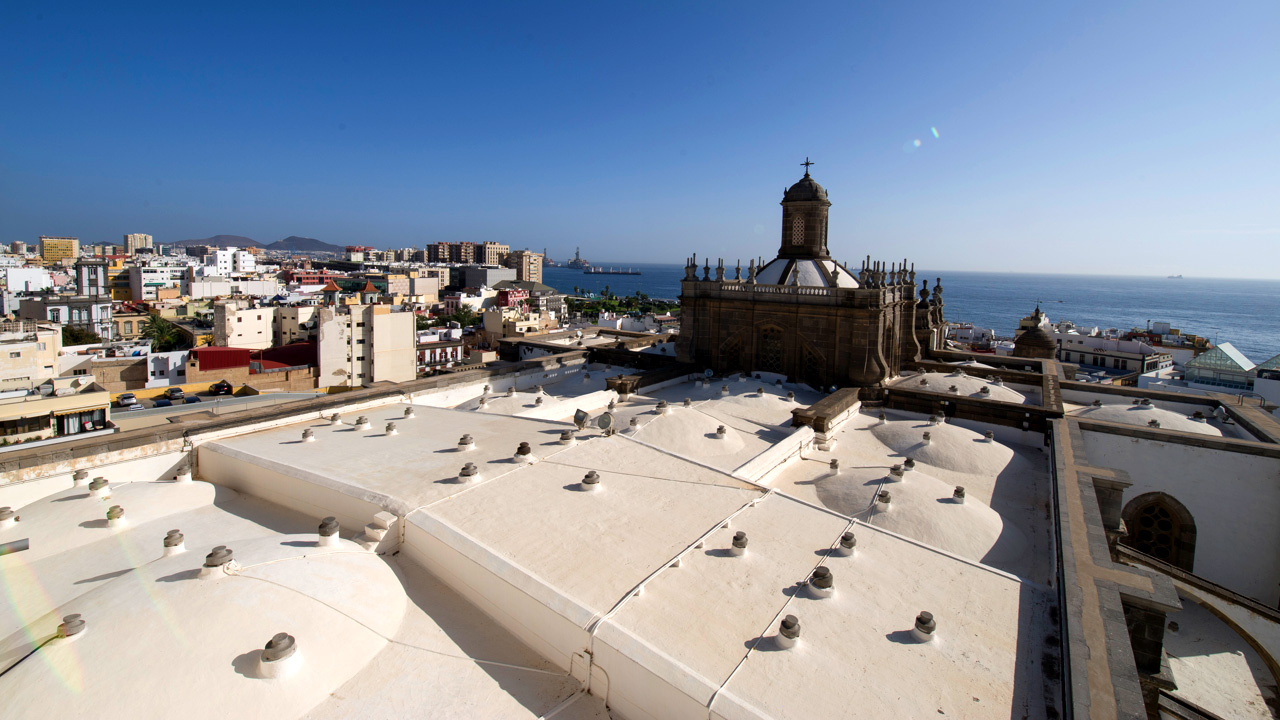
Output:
152 398 173 408
184 395 203 404
209 380 233 396
164 387 185 401
116 393 137 408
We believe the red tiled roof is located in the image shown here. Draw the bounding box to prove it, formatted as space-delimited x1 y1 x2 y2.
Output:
361 281 378 293
321 280 342 292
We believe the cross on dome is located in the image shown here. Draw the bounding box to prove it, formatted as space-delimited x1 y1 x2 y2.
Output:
801 157 814 175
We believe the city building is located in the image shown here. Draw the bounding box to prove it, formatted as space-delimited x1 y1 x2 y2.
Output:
1182 342 1256 391
0 320 61 391
481 241 509 266
504 249 543 283
38 235 79 265
676 166 944 389
213 302 276 350
315 304 415 388
18 293 114 341
128 265 188 301
204 247 256 275
123 233 154 255
0 374 109 443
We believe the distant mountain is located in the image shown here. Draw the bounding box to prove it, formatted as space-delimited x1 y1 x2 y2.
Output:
169 235 344 253
263 236 344 253
172 234 264 248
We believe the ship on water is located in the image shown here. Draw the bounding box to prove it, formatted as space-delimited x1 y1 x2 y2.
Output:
567 246 590 269
541 247 559 267
584 266 642 275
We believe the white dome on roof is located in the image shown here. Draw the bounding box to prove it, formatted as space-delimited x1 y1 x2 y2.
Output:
870 419 1019 476
1074 403 1221 436
892 372 1026 404
754 257 858 288
1 534 405 720
812 465 1022 567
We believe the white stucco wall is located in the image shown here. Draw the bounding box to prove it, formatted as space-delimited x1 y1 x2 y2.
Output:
1081 430 1280 603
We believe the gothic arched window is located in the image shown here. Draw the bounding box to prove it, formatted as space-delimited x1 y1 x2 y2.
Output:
757 327 784 374
1121 492 1197 572
791 216 804 245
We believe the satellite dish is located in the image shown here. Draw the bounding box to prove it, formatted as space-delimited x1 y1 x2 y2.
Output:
573 409 589 430
597 412 615 431
704 369 714 378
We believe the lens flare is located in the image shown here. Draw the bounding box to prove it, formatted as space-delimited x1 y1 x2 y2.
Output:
931 127 940 138
0 553 85 692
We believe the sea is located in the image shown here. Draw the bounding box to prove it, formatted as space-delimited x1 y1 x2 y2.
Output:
543 264 1280 364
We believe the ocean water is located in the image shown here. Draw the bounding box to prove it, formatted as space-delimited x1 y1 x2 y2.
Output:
543 264 1280 363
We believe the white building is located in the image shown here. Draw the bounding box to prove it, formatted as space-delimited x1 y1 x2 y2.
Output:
187 276 282 300
0 320 61 391
213 303 275 350
3 267 54 293
204 247 256 275
128 265 189 301
316 304 415 388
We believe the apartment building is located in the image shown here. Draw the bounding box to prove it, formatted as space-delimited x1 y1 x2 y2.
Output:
504 249 543 284
0 320 61 391
481 241 509 265
124 233 154 255
315 304 415 388
213 302 275 350
39 236 79 265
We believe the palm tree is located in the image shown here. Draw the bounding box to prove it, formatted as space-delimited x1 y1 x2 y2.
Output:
139 314 184 352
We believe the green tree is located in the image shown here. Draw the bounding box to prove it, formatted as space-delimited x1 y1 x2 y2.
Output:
139 314 186 352
415 314 432 331
61 325 101 346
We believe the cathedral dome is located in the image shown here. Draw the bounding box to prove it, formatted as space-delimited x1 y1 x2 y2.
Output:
1013 326 1057 359
783 174 828 203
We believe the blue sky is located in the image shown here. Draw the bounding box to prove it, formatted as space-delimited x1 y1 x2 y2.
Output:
2 2 1277 277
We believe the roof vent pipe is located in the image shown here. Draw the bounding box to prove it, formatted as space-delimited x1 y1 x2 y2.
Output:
809 566 834 598
302 428 315 443
163 529 185 556
559 429 576 446
829 458 840 475
535 396 544 406
385 422 398 436
922 432 931 445
877 490 892 508
483 384 491 394
983 431 995 443
877 412 887 426
786 391 795 402
889 464 905 480
776 615 800 649
993 377 1004 386
57 614 86 639
948 385 959 394
731 531 748 556
580 471 601 491
0 507 17 530
535 385 544 395
258 632 301 679
928 414 942 426
656 400 669 415
354 415 371 430
478 396 489 408
953 486 966 504
106 505 126 528
514 442 535 463
919 378 929 387
715 425 728 439
89 477 110 498
836 531 856 556
607 398 617 412
73 469 90 486
721 384 730 396
201 545 235 578
582 372 591 383
683 397 692 408
457 434 475 451
318 517 340 547
507 387 516 397
628 417 640 433
904 457 916 471
458 462 479 483
737 373 747 383
1148 419 1161 428
329 413 341 426
404 406 416 418
174 463 192 483
980 386 991 395
912 611 936 642
756 386 765 396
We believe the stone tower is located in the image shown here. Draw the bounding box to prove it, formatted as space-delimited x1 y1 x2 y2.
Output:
675 164 945 390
